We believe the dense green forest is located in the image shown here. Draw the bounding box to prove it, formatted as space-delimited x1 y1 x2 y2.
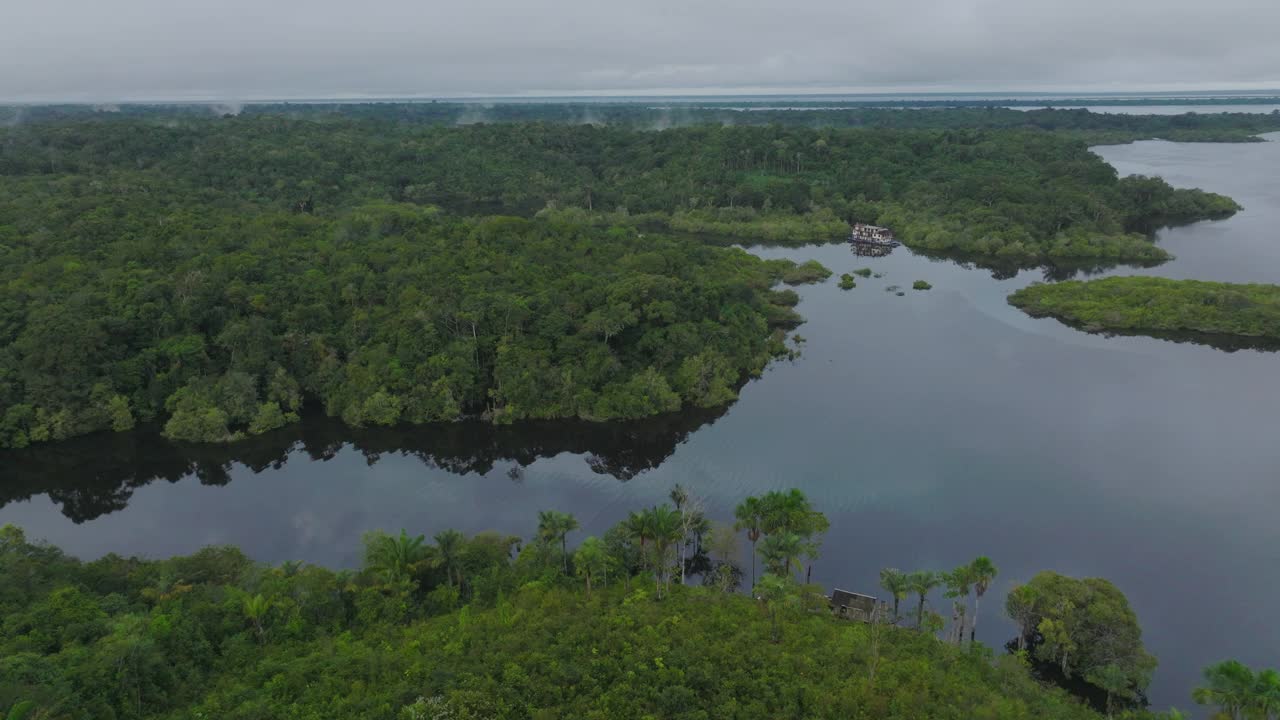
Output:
0 113 1245 447
0 207 809 448
1008 277 1280 348
5 103 1280 143
0 487 1205 720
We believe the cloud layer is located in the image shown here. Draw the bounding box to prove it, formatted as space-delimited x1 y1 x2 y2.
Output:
3 0 1278 100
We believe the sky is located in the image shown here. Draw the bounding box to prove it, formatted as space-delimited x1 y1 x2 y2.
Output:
2 0 1279 102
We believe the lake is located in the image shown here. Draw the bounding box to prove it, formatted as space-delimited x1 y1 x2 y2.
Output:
3 133 1279 711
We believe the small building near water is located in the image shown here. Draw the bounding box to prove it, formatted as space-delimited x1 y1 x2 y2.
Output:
830 588 887 622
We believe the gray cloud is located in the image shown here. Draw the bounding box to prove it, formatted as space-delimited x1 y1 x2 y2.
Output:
2 0 1277 101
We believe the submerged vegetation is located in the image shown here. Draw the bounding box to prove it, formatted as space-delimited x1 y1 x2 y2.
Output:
1008 276 1280 345
0 488 1192 719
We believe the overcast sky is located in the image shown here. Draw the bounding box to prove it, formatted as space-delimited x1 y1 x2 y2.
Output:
2 0 1278 101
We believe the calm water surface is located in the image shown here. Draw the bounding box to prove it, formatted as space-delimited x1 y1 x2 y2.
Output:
3 134 1279 711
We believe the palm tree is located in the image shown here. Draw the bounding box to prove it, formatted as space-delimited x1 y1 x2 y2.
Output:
434 529 465 589
733 496 765 589
906 570 941 630
537 510 579 574
1253 668 1280 719
670 484 688 512
758 532 804 580
1193 660 1256 720
646 504 683 597
968 556 997 644
755 573 792 643
575 536 608 596
242 593 271 643
878 568 909 622
365 529 428 584
944 566 976 645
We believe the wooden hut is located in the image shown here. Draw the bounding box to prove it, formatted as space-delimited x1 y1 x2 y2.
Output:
830 588 883 622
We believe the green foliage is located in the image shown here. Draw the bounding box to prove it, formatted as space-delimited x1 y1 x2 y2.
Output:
0 202 798 447
781 259 834 285
0 515 1137 720
0 115 1247 448
1192 659 1280 720
912 280 932 291
853 267 874 277
1009 276 1280 344
838 273 857 290
1007 571 1157 708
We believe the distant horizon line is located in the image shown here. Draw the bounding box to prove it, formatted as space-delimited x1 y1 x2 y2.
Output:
5 86 1280 106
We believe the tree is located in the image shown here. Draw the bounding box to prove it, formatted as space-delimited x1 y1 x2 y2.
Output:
878 568 908 623
434 529 465 589
1087 663 1134 717
733 496 765 590
758 532 805 580
242 593 271 643
364 529 429 584
906 570 941 630
1191 660 1264 720
944 565 975 645
1006 571 1157 708
674 487 705 585
537 510 579 575
645 504 683 597
968 556 997 644
574 536 608 596
754 573 794 643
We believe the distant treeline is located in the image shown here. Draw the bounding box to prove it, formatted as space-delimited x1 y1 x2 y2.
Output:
4 102 1280 142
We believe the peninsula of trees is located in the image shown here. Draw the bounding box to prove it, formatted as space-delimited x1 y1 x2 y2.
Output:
1008 276 1280 348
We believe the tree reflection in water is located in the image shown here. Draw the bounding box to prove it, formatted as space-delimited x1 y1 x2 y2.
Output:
0 406 730 524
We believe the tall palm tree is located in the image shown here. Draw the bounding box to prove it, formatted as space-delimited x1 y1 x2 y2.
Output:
944 566 976 645
906 570 940 630
433 529 465 589
968 556 997 644
537 510 579 574
878 568 909 622
646 504 682 596
1192 660 1256 720
733 496 765 589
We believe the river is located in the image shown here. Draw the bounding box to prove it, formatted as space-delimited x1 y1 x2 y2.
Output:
2 132 1278 711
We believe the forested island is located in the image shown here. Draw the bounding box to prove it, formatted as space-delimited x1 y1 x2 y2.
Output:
1009 277 1280 349
2 488 1269 719
0 111 1249 447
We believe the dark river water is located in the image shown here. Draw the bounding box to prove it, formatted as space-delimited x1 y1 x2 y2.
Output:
3 133 1279 712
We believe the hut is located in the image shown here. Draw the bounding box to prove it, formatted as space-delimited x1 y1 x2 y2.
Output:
830 588 886 622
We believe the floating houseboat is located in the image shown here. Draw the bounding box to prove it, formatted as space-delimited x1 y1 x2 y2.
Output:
849 223 899 247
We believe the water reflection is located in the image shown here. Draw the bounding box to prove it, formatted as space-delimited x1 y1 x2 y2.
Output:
0 407 729 524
